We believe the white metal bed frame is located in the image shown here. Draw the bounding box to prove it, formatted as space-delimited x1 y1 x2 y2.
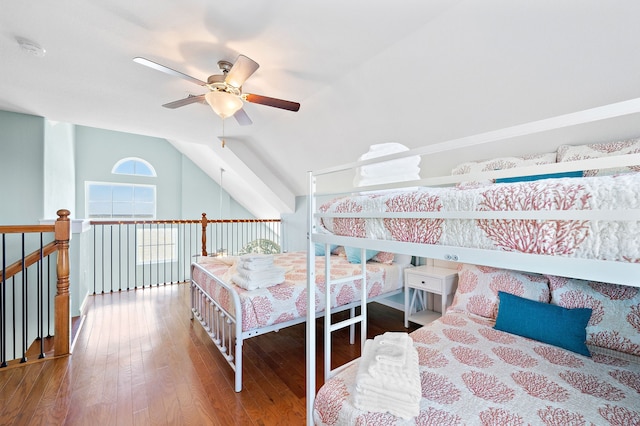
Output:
190 258 405 392
305 97 640 425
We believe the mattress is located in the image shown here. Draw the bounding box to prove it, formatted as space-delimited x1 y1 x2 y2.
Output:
318 172 640 263
313 311 640 425
191 251 407 332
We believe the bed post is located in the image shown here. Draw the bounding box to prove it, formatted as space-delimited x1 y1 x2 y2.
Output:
201 212 208 256
306 172 316 426
54 209 71 357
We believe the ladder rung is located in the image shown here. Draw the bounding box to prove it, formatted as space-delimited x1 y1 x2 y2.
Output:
329 314 363 332
327 274 365 286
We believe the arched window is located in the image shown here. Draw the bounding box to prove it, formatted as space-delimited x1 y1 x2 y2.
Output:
112 157 156 177
86 158 157 219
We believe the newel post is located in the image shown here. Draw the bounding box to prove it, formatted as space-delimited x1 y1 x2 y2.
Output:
54 209 71 356
201 213 208 256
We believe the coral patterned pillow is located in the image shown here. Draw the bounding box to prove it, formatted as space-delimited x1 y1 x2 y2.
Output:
370 251 395 264
448 264 550 319
547 275 640 356
556 137 640 177
451 152 557 186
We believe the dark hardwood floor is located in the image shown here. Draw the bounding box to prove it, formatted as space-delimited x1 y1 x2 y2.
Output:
0 283 418 425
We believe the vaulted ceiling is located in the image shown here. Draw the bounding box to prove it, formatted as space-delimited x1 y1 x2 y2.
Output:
2 1 640 217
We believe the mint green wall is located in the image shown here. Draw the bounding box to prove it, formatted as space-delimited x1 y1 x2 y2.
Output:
75 126 250 220
0 110 44 224
44 120 75 219
1 109 255 223
75 126 183 219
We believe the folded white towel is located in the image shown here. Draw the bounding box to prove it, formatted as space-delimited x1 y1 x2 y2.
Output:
353 339 421 419
356 339 421 396
377 331 411 346
240 253 274 263
356 372 420 401
374 344 405 366
238 254 275 271
353 143 421 188
236 265 286 282
231 270 285 290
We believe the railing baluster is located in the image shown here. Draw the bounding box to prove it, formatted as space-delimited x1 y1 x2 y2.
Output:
21 233 27 363
38 232 44 359
1 235 5 367
47 255 52 338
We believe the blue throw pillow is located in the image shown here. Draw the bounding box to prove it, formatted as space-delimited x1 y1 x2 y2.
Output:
344 246 379 264
494 291 592 356
495 171 583 183
314 243 339 256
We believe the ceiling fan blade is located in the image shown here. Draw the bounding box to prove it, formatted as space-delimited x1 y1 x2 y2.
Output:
133 57 207 86
244 93 301 112
225 55 259 88
162 94 206 109
233 108 253 126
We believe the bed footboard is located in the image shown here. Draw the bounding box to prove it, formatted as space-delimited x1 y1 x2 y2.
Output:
190 263 244 392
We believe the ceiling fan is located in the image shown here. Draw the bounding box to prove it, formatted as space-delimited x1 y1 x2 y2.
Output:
133 54 300 126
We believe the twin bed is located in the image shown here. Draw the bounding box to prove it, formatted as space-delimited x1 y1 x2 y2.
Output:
190 250 412 392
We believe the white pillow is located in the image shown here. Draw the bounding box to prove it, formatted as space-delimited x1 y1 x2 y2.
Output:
393 253 412 265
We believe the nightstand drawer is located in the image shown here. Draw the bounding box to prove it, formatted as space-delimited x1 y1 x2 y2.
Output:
406 274 441 293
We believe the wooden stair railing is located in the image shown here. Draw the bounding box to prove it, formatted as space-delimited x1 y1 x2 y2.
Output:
200 213 282 257
1 209 71 363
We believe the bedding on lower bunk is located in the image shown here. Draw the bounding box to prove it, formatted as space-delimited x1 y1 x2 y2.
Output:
314 310 640 425
317 172 640 263
313 264 640 425
192 251 407 332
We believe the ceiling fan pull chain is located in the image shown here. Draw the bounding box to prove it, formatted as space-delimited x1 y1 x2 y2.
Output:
221 118 226 148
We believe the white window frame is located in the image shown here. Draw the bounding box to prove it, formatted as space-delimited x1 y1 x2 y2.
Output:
85 182 156 220
136 226 178 265
112 157 157 177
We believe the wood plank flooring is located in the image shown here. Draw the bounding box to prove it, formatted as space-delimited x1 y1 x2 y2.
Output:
0 283 418 425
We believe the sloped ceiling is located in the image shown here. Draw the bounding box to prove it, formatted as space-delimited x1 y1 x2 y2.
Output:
2 1 640 218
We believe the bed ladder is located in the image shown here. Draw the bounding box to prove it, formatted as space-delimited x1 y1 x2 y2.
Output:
322 246 368 381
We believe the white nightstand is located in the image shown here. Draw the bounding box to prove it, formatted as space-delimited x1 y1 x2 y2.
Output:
404 265 458 327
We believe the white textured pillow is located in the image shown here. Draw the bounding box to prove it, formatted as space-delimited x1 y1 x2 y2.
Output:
448 264 550 319
547 275 640 356
393 253 413 265
556 137 640 177
451 152 557 186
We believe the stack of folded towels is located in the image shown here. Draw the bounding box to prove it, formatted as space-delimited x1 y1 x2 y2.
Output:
353 331 421 419
231 254 286 290
352 143 421 187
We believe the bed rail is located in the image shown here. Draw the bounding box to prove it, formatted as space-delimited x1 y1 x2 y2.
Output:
305 98 640 424
0 209 70 367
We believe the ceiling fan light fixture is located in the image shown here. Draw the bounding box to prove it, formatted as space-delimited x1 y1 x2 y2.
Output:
205 90 243 119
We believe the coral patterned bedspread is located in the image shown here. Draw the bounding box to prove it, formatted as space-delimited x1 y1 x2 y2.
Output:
318 172 640 263
191 251 405 332
313 311 640 425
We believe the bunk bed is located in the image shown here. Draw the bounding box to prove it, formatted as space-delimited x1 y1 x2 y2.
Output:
190 250 413 392
306 99 640 425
